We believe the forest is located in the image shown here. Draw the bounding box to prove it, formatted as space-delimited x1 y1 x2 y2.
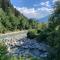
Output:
0 0 60 60
0 0 39 33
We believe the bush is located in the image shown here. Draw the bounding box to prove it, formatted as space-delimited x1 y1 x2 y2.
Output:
0 42 8 60
27 29 49 42
37 28 49 42
27 29 37 39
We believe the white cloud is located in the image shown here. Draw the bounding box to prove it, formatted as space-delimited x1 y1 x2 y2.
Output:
38 7 52 13
36 7 53 19
40 1 51 7
34 1 51 8
14 6 52 19
14 6 38 18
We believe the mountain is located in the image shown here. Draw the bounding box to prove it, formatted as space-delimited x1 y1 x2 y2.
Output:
37 16 49 23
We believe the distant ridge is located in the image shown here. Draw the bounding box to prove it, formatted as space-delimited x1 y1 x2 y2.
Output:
37 16 49 23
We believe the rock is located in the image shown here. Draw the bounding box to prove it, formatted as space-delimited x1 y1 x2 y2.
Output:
2 31 49 57
7 38 49 57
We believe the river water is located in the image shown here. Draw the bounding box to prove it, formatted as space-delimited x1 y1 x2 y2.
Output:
0 31 49 57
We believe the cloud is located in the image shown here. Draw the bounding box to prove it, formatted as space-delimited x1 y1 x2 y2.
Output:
14 6 38 18
53 0 60 3
36 7 53 19
40 1 51 7
53 0 58 2
38 7 52 13
14 6 52 19
34 1 51 8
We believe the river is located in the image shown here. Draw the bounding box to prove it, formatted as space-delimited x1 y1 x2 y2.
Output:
0 30 49 57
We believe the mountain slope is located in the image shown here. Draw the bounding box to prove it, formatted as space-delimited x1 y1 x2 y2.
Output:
0 0 38 33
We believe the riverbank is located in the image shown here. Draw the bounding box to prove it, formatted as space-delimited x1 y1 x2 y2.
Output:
0 30 28 41
0 30 28 36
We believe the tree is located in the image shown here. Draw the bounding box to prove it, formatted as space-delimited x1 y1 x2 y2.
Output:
48 1 60 31
47 1 60 60
0 0 39 33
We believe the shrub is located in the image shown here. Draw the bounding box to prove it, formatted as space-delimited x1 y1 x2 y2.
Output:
0 42 8 60
37 28 49 42
27 29 37 39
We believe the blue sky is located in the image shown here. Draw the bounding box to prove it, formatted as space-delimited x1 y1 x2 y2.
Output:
10 0 56 21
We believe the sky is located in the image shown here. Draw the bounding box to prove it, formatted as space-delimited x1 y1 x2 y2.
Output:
10 0 57 22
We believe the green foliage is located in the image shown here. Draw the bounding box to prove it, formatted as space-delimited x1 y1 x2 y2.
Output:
0 0 39 33
0 42 8 60
37 29 48 42
43 1 60 60
27 23 47 40
48 1 60 31
37 23 47 30
9 56 43 60
28 19 38 29
27 29 37 39
47 29 60 60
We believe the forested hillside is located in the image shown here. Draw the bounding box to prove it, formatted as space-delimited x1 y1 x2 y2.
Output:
0 0 38 33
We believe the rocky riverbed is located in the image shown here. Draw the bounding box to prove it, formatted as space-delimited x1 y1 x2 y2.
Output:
6 38 49 57
0 31 49 57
